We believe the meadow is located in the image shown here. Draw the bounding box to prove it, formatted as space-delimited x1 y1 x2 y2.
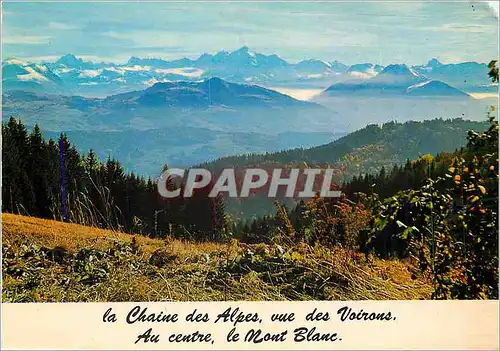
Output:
2 213 432 302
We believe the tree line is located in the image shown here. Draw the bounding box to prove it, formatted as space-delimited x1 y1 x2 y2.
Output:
233 112 498 299
2 117 228 241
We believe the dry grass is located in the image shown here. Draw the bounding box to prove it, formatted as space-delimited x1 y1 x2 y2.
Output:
2 213 233 262
2 213 433 302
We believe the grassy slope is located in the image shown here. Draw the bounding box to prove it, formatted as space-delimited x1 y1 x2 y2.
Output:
2 213 432 302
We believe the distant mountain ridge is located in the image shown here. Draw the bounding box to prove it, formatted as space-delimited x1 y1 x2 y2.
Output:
105 77 308 109
202 118 490 174
2 48 494 97
406 80 470 97
323 64 470 97
3 77 346 174
3 77 342 133
2 58 64 93
40 127 343 176
200 117 491 218
413 58 497 92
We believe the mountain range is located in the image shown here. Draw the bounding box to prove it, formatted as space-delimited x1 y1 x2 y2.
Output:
2 47 496 97
200 118 491 218
313 63 494 131
322 64 470 97
3 69 496 175
2 78 343 134
2 48 497 177
3 78 347 174
203 118 490 172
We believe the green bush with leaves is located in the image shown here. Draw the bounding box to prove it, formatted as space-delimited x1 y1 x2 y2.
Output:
365 112 498 299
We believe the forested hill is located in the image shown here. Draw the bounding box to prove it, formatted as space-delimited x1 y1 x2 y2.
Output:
201 118 490 175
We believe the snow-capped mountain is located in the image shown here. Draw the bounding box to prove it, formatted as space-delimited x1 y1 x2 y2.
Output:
2 58 63 92
54 54 91 69
196 46 289 69
406 80 470 97
2 48 350 96
413 58 494 92
294 59 338 78
2 48 494 97
347 63 384 79
323 64 469 97
425 58 442 69
368 64 425 86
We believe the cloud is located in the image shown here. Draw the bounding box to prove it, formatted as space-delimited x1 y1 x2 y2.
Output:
101 31 126 39
24 55 63 62
103 30 192 48
434 53 465 64
49 22 78 30
4 58 30 65
348 71 377 79
3 35 51 45
119 65 151 72
1 2 498 66
432 23 491 34
144 78 171 86
78 69 103 78
155 67 205 78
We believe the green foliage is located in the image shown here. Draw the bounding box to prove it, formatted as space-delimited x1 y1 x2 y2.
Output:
2 117 228 242
343 152 453 200
202 119 489 174
204 119 489 220
233 110 499 300
488 60 499 83
365 113 498 299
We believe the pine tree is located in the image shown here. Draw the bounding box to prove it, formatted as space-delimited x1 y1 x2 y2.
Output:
28 124 51 217
2 117 34 215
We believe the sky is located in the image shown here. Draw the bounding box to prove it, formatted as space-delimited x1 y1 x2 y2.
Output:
1 1 499 65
